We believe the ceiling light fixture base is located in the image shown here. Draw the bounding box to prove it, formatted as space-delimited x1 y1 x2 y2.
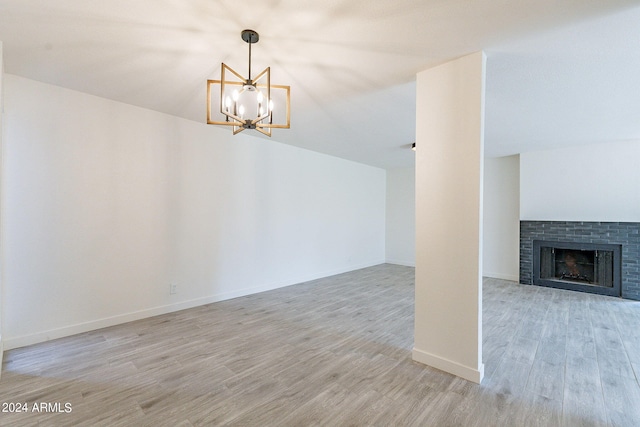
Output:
241 29 259 44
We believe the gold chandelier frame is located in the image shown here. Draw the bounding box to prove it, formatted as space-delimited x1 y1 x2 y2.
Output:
206 30 290 137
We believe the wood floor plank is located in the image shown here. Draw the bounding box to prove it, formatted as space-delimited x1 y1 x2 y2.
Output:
504 335 540 364
566 332 598 360
512 392 563 427
563 355 608 426
600 373 640 426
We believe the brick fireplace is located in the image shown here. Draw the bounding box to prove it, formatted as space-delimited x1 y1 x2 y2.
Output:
520 221 640 300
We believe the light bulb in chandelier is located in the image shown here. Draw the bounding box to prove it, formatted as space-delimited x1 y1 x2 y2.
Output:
257 91 264 116
269 99 274 124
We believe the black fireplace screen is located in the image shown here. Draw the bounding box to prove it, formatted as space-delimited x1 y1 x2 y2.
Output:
539 247 613 287
533 240 621 297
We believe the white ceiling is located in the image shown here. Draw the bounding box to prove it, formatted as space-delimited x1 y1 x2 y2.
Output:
1 0 639 169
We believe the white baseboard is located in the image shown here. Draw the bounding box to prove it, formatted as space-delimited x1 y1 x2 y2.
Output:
275 259 387 290
483 272 519 282
385 259 416 267
412 347 484 384
4 294 227 350
3 259 386 351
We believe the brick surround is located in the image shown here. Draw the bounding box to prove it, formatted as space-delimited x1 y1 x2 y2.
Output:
520 221 640 300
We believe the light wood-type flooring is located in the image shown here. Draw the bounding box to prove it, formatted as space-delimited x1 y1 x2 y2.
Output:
2 264 640 426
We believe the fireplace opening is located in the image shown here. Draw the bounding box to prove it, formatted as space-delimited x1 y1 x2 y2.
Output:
539 247 612 286
533 240 621 297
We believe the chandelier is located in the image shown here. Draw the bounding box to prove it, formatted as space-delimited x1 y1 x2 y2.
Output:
207 29 290 136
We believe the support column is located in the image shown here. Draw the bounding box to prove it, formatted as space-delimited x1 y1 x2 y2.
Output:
413 51 486 383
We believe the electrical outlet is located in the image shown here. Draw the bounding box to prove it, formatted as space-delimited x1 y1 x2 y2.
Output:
169 284 177 295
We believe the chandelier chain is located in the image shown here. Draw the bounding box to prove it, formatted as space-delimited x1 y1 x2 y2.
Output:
248 39 252 81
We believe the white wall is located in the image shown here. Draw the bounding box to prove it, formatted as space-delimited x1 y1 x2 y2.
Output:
483 155 520 281
414 52 485 384
521 140 640 221
385 166 415 266
1 74 386 349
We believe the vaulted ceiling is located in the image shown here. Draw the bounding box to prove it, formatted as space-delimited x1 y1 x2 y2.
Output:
1 0 639 168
